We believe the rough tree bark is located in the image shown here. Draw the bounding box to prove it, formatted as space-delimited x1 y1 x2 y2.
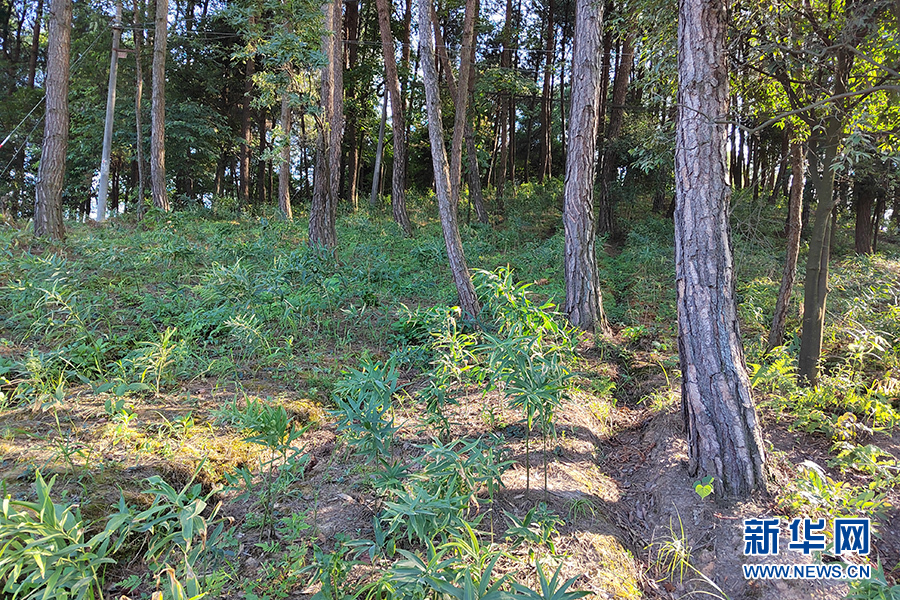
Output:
675 0 766 498
768 137 805 351
563 0 606 332
310 0 343 247
374 0 412 235
418 0 480 317
150 0 169 211
34 0 71 240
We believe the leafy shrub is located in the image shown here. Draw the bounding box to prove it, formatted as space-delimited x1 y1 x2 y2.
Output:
778 461 891 522
0 472 130 600
333 359 402 465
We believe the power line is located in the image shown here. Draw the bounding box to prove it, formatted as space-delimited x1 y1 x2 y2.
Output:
0 25 108 151
0 115 44 179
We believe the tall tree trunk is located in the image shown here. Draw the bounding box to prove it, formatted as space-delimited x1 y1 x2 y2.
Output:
771 125 790 203
310 0 343 247
111 160 121 214
871 187 886 253
596 32 634 236
329 0 343 216
97 0 123 222
854 175 875 255
27 0 43 88
563 0 606 332
538 0 555 182
34 0 71 240
370 93 387 207
418 0 479 317
891 187 900 231
597 23 612 141
675 0 766 498
344 0 360 210
150 0 169 211
374 0 412 234
465 90 489 223
447 0 477 212
558 32 567 164
256 107 267 207
401 0 412 168
134 0 146 218
494 0 513 192
214 152 225 197
768 137 805 351
279 91 293 220
464 29 487 224
239 41 255 206
798 115 843 384
430 5 486 223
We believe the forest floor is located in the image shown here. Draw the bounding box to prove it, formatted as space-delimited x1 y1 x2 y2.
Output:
1 191 898 600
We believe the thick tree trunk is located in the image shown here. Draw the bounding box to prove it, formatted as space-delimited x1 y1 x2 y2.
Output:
596 33 634 237
854 175 875 255
768 138 805 351
279 92 293 220
150 0 169 211
134 0 146 218
34 0 71 240
374 0 412 234
418 0 479 317
310 0 343 247
563 0 606 332
675 0 766 498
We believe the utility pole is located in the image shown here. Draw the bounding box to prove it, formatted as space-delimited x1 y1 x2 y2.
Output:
134 0 146 218
97 0 123 222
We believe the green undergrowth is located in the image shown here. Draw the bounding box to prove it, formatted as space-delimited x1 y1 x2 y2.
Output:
1 184 900 598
